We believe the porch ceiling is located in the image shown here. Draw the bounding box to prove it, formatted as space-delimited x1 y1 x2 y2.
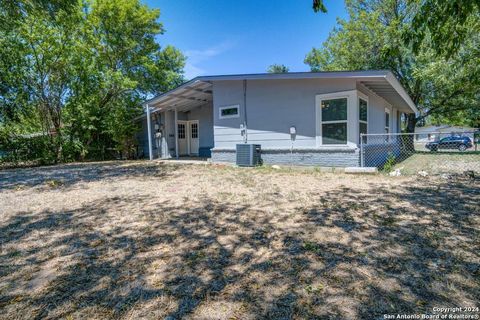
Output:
148 80 213 113
358 74 417 114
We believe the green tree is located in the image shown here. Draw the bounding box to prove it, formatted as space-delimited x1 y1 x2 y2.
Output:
305 0 480 131
0 5 82 160
310 0 480 59
65 0 184 159
407 0 480 58
312 0 327 12
0 0 185 162
267 64 290 73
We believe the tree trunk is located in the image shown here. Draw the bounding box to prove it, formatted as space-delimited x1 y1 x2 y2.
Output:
401 113 418 155
406 113 417 133
54 127 62 163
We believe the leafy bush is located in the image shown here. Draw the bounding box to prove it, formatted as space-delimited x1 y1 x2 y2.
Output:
0 132 56 166
382 152 397 172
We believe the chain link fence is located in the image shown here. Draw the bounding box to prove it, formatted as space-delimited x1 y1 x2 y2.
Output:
360 130 480 175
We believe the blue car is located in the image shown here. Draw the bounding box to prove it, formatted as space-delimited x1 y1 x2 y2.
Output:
426 135 473 152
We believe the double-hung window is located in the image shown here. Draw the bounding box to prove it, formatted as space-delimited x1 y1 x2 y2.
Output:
359 98 368 144
321 98 348 145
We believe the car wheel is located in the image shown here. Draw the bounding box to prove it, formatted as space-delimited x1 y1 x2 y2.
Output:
430 146 437 152
458 144 467 152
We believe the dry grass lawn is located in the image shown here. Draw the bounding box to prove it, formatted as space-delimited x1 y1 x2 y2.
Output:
393 152 480 175
0 161 479 319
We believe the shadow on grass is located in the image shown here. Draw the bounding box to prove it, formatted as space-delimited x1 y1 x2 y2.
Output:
0 161 182 190
0 177 478 319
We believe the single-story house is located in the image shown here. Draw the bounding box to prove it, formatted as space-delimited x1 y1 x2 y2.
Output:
138 70 418 167
415 125 477 142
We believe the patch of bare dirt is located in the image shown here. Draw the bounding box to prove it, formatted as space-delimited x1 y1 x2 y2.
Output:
0 161 478 319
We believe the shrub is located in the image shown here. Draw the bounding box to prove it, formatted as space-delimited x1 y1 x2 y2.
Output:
382 152 396 172
0 132 56 166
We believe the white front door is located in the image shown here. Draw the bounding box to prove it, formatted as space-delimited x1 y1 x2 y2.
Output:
177 121 188 155
177 120 199 156
189 120 199 155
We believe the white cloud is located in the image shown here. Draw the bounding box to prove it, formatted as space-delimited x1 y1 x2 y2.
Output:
184 63 205 79
184 40 235 79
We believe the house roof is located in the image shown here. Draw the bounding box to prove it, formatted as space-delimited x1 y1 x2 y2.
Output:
143 70 418 115
415 125 477 133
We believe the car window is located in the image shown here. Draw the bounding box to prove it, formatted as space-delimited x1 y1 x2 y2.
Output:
440 137 450 142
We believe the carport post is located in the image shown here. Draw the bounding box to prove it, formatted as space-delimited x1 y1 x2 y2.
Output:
146 104 153 161
175 107 179 159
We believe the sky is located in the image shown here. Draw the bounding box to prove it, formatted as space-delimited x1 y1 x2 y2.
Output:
143 0 348 79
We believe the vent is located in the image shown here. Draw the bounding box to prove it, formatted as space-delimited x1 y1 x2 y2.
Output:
236 144 261 167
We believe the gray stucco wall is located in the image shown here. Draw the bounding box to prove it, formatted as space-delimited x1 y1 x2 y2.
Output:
140 78 407 165
212 78 358 149
357 84 400 135
163 111 176 158
139 103 214 159
211 78 397 166
186 104 214 149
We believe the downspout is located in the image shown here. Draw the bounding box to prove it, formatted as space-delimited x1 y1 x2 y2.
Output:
146 104 153 160
243 79 248 143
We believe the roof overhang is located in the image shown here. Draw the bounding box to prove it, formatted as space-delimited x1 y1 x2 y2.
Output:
144 79 213 114
358 72 418 114
142 70 418 116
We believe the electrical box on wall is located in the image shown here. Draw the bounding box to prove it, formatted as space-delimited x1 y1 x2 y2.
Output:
240 123 246 136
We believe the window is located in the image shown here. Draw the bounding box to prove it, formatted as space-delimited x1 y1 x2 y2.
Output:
359 98 368 143
191 123 198 139
219 105 239 119
177 123 185 139
321 98 348 145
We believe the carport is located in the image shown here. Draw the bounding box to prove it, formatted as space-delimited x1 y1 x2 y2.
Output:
143 79 213 160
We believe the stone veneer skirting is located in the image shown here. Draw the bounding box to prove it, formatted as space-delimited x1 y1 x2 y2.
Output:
211 148 360 167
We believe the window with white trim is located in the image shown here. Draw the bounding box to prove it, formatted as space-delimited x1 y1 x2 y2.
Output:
321 97 348 145
219 105 239 119
359 98 368 144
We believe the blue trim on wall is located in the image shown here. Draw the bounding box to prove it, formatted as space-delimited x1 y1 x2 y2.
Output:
199 147 213 158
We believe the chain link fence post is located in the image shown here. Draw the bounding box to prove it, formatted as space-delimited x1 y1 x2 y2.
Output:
360 133 364 167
